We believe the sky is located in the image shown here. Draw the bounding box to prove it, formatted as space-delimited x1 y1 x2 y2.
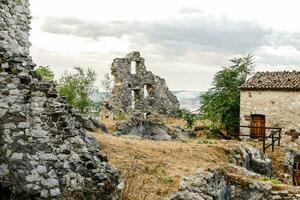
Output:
29 0 300 91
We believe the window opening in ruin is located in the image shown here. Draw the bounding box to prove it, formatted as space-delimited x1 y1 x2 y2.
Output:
144 85 149 98
131 61 137 74
293 156 300 186
131 90 135 109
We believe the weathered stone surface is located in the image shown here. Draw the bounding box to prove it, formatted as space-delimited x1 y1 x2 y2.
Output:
77 115 108 133
170 169 300 200
227 144 272 176
284 148 300 184
114 117 188 141
105 52 179 118
0 0 121 199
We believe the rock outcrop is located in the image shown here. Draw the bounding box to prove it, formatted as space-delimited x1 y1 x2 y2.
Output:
171 169 300 200
77 115 108 133
114 117 189 141
0 0 121 199
227 144 272 176
106 52 179 118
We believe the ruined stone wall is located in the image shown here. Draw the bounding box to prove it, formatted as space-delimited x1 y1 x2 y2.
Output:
0 1 121 199
109 52 179 117
240 90 300 144
0 0 32 62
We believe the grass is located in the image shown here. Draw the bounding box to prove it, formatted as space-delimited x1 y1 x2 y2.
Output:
91 132 229 200
260 176 282 185
119 162 159 200
198 139 216 144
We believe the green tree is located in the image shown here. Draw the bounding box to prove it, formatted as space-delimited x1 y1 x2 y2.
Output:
199 54 254 129
35 66 54 82
58 67 97 114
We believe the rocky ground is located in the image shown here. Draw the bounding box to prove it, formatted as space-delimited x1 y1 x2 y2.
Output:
89 118 300 200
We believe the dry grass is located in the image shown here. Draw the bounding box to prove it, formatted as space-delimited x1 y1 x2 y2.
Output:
91 133 231 199
90 117 300 199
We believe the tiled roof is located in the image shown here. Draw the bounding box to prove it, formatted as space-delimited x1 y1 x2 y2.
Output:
240 71 300 91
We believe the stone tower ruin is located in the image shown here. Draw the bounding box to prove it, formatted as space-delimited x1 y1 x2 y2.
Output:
108 52 179 118
0 1 120 199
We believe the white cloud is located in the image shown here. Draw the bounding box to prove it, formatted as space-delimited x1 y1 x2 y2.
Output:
28 0 300 91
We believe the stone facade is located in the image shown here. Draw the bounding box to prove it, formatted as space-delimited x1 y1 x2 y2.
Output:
0 0 121 199
240 90 300 138
240 71 300 143
107 52 179 118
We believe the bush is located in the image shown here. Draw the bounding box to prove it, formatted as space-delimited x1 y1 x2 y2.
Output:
35 66 55 82
58 67 97 114
177 108 200 129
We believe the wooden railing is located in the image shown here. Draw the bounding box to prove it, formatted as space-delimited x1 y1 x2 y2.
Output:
227 125 282 153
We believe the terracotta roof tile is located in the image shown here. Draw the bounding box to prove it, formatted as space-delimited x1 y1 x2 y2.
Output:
240 71 300 90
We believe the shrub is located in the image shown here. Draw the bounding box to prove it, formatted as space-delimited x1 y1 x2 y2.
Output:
35 66 55 82
177 108 200 129
58 67 97 114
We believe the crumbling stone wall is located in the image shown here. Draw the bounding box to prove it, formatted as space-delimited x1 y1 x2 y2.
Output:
108 52 179 117
0 0 121 199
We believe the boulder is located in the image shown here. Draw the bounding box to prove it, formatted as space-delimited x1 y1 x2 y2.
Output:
227 144 272 176
77 116 108 133
170 169 299 200
114 118 189 141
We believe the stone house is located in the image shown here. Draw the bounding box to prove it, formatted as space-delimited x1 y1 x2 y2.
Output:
240 71 300 138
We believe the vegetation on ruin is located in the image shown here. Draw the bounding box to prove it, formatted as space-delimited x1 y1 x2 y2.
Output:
58 67 97 114
35 66 55 82
199 54 254 130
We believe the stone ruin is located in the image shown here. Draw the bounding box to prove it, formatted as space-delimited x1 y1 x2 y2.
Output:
106 52 179 118
0 0 121 199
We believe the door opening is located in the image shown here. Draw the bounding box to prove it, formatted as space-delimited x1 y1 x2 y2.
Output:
250 114 265 140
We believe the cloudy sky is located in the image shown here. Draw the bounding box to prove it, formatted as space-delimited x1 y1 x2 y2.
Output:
29 0 300 91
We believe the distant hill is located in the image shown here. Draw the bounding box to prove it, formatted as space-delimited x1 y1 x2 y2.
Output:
92 90 204 112
172 91 203 111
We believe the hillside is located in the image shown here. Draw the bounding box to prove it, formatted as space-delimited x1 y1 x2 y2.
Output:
90 129 298 200
91 132 231 199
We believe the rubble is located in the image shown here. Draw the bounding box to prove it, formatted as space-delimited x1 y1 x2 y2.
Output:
0 0 121 199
